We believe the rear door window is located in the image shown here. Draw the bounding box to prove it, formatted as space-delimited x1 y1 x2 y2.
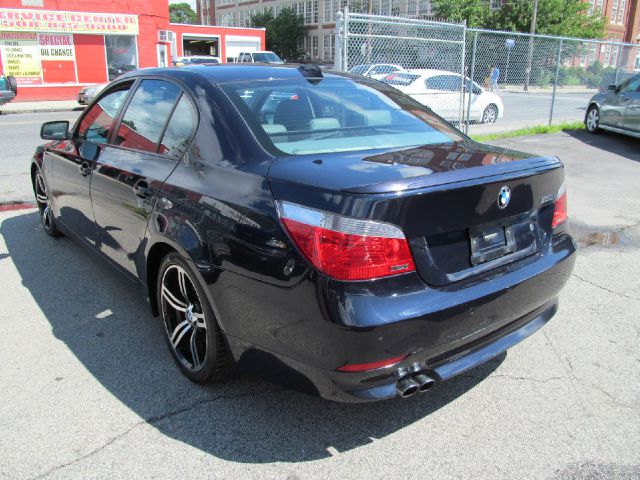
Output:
426 75 461 92
619 76 640 93
113 79 181 153
158 95 198 157
371 65 398 75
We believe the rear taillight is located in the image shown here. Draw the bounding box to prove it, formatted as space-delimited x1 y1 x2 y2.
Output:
552 183 568 228
276 201 415 281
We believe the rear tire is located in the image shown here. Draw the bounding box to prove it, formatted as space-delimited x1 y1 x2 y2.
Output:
481 105 498 124
157 253 232 383
6 75 18 95
585 105 601 133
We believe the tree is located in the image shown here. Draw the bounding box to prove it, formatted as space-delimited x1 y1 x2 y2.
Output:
431 0 491 27
248 9 276 53
491 0 605 39
433 0 605 39
169 3 197 24
250 7 306 61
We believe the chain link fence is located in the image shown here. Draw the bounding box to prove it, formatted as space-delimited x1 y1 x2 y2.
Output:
335 8 640 134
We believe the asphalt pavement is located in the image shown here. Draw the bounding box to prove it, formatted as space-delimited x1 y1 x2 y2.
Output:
0 116 638 479
467 91 591 135
0 111 81 204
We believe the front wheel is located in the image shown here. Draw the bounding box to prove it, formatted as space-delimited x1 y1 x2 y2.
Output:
481 105 498 124
157 253 232 383
585 106 601 133
34 170 60 237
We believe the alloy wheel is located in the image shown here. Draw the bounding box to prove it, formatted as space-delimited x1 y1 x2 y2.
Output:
586 108 600 132
35 172 54 231
160 264 208 371
482 106 498 124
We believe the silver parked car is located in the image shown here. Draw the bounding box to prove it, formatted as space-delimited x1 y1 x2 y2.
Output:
77 83 108 105
585 73 640 139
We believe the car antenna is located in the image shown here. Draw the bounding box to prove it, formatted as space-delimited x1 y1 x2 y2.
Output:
298 64 323 83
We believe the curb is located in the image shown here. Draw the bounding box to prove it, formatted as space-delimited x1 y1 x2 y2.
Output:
0 202 36 212
1 107 80 115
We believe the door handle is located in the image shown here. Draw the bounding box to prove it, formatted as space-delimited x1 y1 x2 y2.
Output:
79 161 91 176
133 182 154 199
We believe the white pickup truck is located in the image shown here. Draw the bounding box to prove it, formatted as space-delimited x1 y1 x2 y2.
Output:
236 51 284 64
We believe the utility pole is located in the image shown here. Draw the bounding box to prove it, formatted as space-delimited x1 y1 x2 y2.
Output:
523 0 538 91
366 0 373 64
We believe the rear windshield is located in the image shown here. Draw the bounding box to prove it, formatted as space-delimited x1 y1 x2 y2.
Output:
219 76 461 155
189 57 219 64
253 52 282 63
383 73 420 86
349 65 370 75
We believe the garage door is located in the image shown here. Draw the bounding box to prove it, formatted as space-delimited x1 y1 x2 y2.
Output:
225 35 261 62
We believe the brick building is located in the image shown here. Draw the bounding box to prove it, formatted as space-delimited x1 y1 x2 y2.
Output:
584 0 640 70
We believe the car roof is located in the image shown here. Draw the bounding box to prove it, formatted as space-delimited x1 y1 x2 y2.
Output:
406 69 460 77
121 64 345 84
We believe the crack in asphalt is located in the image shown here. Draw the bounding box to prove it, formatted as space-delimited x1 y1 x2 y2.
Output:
485 374 566 383
541 330 636 411
29 388 284 480
571 273 640 301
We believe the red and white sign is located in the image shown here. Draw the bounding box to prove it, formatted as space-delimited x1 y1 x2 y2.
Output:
0 8 138 35
38 33 74 60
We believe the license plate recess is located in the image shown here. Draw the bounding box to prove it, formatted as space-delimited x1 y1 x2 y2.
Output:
469 224 516 266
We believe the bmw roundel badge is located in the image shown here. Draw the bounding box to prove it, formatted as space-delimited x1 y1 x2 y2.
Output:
497 186 511 209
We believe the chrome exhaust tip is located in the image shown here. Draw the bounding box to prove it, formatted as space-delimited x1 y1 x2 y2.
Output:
396 377 420 398
413 373 436 393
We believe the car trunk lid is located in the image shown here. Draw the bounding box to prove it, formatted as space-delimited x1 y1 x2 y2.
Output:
268 140 564 286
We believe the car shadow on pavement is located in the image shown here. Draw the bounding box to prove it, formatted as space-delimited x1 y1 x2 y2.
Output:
2 211 504 464
565 129 640 163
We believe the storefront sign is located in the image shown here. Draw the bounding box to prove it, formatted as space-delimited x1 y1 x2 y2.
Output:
0 8 138 35
0 31 42 85
38 33 74 60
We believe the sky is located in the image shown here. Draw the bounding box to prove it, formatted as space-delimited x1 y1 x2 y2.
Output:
169 0 197 11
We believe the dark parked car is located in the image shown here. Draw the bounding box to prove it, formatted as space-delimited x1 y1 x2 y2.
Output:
0 74 17 107
33 65 575 402
585 73 640 139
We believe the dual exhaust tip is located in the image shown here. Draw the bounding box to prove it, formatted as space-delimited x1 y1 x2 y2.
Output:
396 373 436 398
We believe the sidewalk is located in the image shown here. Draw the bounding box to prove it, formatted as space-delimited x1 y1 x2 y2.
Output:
1 99 81 114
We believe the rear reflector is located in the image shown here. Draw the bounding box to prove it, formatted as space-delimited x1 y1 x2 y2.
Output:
336 355 407 372
276 201 415 281
552 183 568 228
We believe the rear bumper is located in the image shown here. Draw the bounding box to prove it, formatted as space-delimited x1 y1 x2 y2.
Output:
344 301 556 401
218 232 576 402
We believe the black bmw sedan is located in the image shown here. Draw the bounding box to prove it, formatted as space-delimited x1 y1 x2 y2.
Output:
33 64 575 402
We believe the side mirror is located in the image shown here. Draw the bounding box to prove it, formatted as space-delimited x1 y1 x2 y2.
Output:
40 121 70 140
607 84 618 92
